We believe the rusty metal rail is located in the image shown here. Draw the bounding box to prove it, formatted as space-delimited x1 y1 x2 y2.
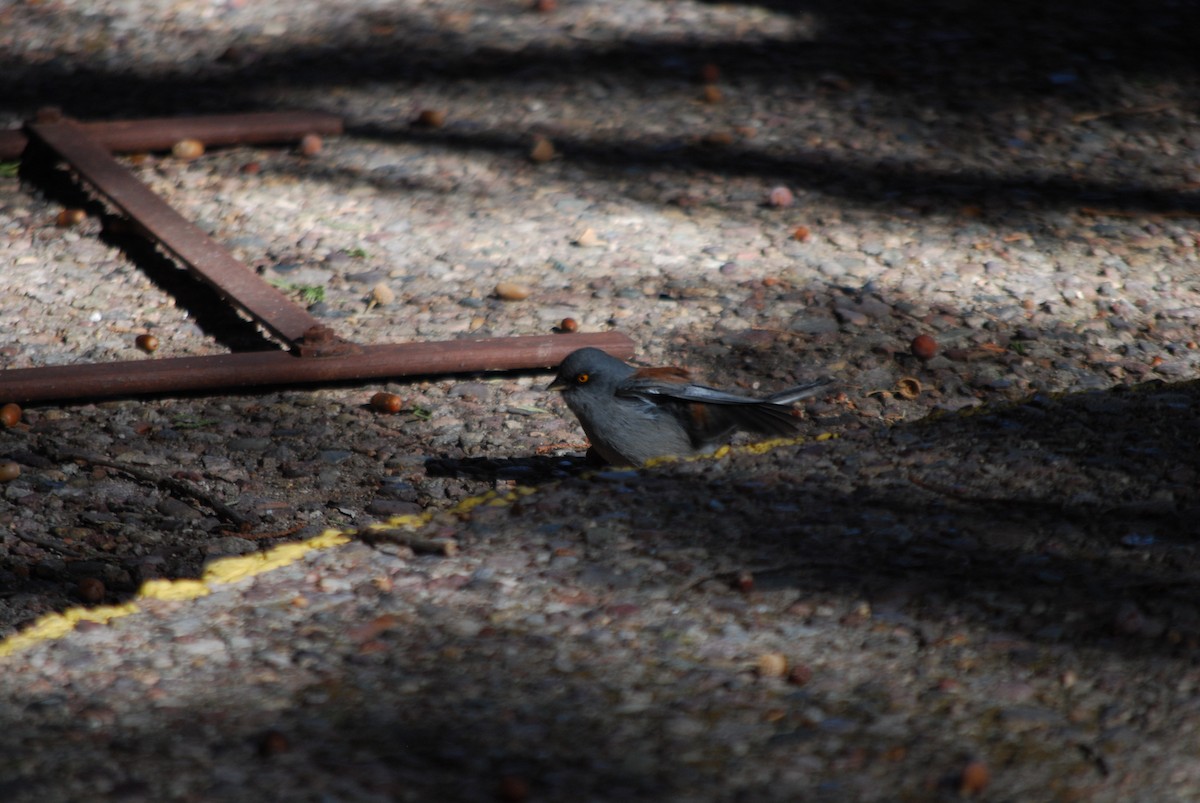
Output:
1 112 634 404
0 334 634 404
0 111 345 160
29 120 328 346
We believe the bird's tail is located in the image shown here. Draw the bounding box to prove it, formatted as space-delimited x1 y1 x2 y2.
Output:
764 378 834 405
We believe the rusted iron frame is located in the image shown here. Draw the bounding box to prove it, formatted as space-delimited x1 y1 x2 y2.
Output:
0 111 345 160
0 334 635 404
29 119 328 346
3 112 634 403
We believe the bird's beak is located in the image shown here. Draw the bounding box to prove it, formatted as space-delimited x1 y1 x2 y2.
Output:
547 376 567 391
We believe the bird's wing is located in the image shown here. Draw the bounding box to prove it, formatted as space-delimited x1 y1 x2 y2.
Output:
618 379 773 405
618 376 830 406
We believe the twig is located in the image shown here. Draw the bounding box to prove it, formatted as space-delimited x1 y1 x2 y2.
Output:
47 448 255 531
1072 103 1172 124
358 529 458 556
226 522 307 541
11 530 84 558
906 472 1023 505
1079 206 1200 220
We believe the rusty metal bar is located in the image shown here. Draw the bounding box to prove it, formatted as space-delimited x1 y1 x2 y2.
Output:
0 333 636 404
27 120 325 346
0 111 343 160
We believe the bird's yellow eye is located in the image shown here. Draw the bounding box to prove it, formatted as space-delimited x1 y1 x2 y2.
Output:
576 373 590 384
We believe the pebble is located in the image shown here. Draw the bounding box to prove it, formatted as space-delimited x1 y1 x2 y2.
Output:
494 282 533 301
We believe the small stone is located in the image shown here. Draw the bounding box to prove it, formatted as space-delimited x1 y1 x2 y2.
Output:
768 186 794 207
701 84 723 104
370 282 396 306
756 652 788 678
495 282 532 301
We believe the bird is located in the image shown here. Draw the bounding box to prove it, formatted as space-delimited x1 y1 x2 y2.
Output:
548 347 831 466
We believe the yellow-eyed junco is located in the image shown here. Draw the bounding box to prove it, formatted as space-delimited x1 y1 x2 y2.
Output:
548 347 831 466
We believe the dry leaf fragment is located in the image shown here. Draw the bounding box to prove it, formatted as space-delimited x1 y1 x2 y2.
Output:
573 227 604 247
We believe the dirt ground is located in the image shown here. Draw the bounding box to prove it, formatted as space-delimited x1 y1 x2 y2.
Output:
1 0 1200 800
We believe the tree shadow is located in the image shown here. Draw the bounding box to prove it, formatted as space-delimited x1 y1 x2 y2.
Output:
0 0 1196 219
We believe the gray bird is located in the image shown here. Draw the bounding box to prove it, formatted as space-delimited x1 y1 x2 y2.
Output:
548 347 831 466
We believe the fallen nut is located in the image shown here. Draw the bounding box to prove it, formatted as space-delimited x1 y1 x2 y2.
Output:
135 334 159 353
910 334 938 360
370 392 404 414
298 133 322 157
172 138 204 160
78 577 105 603
895 377 922 399
756 652 788 678
529 136 556 163
959 760 990 795
494 282 532 301
0 403 21 428
415 109 446 128
56 208 86 227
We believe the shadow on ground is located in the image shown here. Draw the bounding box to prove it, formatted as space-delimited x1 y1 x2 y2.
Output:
1 0 1197 219
2 376 1197 801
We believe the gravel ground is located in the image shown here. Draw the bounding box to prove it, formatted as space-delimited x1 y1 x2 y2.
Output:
2 0 1200 800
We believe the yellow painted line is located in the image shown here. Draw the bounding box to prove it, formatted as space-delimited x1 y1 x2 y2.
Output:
0 432 826 659
0 484 545 659
0 527 343 659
